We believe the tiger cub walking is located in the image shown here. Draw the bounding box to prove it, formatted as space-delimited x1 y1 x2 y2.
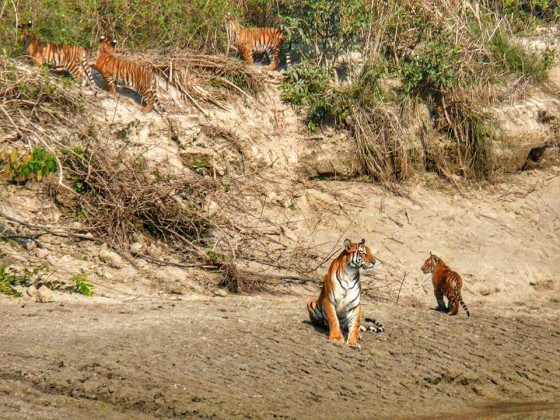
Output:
307 239 381 349
94 36 162 113
17 21 98 92
225 14 288 71
421 253 470 317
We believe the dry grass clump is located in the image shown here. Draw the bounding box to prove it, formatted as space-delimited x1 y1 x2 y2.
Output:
218 262 270 294
0 58 89 138
352 106 411 184
61 141 215 261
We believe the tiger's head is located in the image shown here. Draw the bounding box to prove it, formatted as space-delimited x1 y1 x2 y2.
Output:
99 35 117 53
16 20 33 30
421 252 441 274
16 21 34 48
344 238 376 270
224 12 239 37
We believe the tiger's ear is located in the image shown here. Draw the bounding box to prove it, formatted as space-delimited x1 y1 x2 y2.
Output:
16 20 32 29
360 238 366 245
343 239 352 252
99 35 106 42
432 254 440 264
111 39 117 46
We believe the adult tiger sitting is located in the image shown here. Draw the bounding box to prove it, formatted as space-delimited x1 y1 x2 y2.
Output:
307 238 384 349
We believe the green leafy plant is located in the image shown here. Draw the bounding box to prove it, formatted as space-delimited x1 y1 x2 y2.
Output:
71 272 94 297
191 161 209 176
401 40 463 97
491 32 555 81
0 263 33 297
1 147 58 183
502 0 560 22
279 0 371 66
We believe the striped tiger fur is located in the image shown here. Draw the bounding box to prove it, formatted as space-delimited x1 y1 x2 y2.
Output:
17 21 98 92
307 238 382 349
94 35 163 113
421 252 470 317
225 14 289 71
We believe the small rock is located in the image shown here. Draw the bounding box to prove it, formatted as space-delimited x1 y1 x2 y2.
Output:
35 247 50 259
130 242 143 255
99 249 125 269
206 201 219 217
36 286 53 303
305 189 341 215
97 270 114 280
214 288 228 297
26 285 38 298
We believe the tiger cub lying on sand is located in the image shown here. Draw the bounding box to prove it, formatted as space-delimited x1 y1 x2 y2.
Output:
307 239 384 349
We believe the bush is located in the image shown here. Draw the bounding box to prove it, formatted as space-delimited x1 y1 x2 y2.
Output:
491 32 555 82
1 147 58 183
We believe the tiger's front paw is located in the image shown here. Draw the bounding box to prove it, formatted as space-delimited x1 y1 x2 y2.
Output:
328 334 344 344
347 339 361 349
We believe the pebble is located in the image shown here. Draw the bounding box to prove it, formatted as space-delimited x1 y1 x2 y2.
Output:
36 286 54 303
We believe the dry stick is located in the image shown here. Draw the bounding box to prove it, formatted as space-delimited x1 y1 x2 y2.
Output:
217 76 252 100
256 272 318 284
136 253 215 269
173 76 207 115
395 271 408 306
0 210 100 242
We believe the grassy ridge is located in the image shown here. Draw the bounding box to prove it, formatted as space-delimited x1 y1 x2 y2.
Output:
1 0 557 184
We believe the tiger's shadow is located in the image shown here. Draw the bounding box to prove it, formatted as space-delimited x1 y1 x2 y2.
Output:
302 320 329 337
302 320 355 340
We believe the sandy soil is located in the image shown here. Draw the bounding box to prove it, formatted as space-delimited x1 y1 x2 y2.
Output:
0 293 559 419
1 50 559 419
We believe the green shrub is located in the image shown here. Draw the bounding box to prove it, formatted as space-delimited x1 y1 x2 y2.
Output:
0 263 28 297
491 32 555 81
401 40 463 97
71 272 94 296
1 147 58 183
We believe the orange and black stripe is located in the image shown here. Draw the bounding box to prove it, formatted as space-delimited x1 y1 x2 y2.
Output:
94 36 163 113
226 16 289 71
421 253 470 317
18 21 98 92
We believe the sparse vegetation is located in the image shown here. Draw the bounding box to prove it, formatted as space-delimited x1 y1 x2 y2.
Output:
0 262 36 297
71 272 94 296
0 147 58 183
279 0 556 182
0 0 558 296
61 141 214 257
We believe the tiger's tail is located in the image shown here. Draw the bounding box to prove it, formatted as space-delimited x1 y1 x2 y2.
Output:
362 317 385 333
284 39 292 69
307 297 325 326
285 50 291 68
81 54 100 94
454 284 470 317
151 77 166 113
